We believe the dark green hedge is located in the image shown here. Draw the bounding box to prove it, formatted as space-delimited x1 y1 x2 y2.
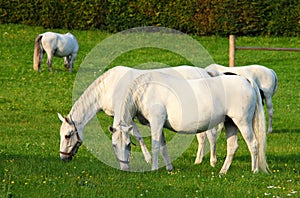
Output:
1 0 299 36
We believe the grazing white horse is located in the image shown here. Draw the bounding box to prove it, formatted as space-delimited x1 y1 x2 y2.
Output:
58 66 212 163
110 72 270 174
195 64 278 167
205 64 278 133
33 32 79 73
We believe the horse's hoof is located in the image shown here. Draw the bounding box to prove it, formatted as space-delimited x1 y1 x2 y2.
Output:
194 159 202 165
144 155 152 164
166 164 173 171
210 161 216 167
219 169 227 175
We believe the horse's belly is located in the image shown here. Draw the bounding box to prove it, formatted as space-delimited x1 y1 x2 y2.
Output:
166 117 215 134
54 48 73 57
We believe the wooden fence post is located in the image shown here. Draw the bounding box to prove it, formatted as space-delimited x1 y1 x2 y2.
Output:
229 35 299 67
229 35 235 67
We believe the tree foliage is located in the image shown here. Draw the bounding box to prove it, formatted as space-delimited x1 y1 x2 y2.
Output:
1 0 299 36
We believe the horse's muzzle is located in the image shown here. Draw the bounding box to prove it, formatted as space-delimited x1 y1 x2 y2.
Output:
60 153 73 162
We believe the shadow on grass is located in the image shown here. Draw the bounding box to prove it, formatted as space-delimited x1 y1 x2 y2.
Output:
271 128 300 133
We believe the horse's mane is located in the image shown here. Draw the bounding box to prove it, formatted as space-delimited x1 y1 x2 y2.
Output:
69 68 114 124
120 72 157 123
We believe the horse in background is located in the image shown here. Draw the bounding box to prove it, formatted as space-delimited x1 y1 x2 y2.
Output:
194 64 278 167
33 32 79 73
205 64 278 133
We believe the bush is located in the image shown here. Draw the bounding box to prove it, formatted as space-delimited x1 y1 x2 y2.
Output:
0 0 299 36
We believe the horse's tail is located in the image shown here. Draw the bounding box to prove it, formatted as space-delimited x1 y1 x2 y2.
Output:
33 35 43 71
248 78 270 173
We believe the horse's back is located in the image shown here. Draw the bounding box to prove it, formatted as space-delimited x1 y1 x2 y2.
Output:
129 72 252 132
206 64 276 94
100 66 210 117
41 32 78 56
56 32 79 55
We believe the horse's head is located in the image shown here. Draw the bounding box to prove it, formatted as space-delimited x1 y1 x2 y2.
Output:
58 113 82 162
109 123 132 171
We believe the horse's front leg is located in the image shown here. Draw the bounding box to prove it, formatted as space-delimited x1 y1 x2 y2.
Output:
151 130 161 171
64 56 69 69
206 128 217 167
160 132 173 171
68 53 77 73
149 106 168 171
194 132 206 165
131 122 151 164
195 129 218 167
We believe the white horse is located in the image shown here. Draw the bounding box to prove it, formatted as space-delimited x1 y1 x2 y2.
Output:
109 72 270 174
195 64 278 166
205 64 278 133
58 66 212 163
33 32 79 73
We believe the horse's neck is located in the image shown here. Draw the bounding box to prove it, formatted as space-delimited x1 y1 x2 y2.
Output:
69 77 105 130
117 74 152 126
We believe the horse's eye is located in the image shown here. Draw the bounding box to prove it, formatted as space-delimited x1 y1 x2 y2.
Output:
126 143 131 151
65 132 74 139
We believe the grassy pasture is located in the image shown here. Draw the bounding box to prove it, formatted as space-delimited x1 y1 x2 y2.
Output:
0 24 300 197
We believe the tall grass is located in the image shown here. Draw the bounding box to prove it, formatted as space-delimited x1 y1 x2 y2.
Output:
0 24 299 197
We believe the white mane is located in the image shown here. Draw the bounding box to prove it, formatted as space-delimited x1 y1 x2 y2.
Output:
69 69 113 128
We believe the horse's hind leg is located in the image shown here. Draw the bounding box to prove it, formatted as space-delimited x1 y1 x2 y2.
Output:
38 51 44 72
219 120 239 174
234 120 259 173
265 96 274 133
46 53 54 72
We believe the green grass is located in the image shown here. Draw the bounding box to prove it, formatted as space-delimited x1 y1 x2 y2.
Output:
0 24 300 197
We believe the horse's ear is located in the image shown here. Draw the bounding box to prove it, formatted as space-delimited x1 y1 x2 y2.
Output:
65 117 72 124
108 126 116 134
207 71 214 77
58 113 65 122
127 125 133 132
